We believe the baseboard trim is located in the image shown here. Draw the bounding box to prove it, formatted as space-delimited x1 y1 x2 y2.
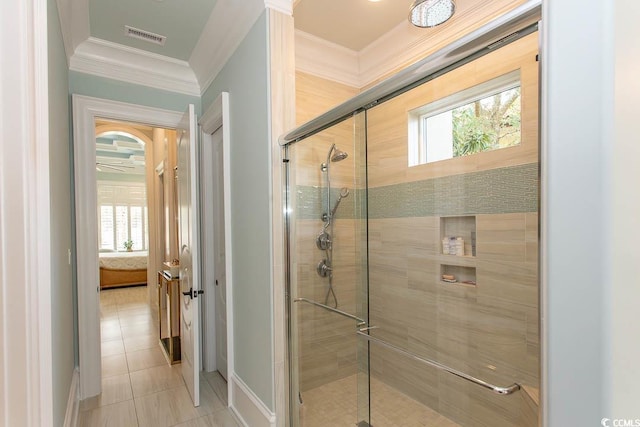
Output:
230 374 276 427
63 368 80 427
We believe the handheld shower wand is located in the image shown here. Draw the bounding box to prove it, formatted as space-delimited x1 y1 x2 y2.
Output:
316 144 349 308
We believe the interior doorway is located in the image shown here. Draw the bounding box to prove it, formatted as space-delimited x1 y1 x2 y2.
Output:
93 117 178 396
73 94 233 413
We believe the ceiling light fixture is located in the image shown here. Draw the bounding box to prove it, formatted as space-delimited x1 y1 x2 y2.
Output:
409 0 455 28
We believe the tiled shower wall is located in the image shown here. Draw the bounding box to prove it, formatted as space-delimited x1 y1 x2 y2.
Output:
365 33 540 426
289 115 367 393
367 211 539 427
289 25 540 427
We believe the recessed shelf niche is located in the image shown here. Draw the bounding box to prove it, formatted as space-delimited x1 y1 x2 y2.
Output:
440 264 477 286
440 215 477 257
438 215 477 286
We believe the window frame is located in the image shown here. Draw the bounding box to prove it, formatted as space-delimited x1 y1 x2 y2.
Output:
408 70 522 166
97 182 148 252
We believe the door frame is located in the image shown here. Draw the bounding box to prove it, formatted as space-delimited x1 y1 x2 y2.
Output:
1 0 53 421
199 92 233 404
72 95 184 398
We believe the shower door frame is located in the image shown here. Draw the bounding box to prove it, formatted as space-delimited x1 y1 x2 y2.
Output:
282 110 371 427
281 2 543 425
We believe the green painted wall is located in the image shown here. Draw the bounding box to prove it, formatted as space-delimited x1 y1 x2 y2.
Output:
201 11 275 411
48 0 76 424
69 71 201 114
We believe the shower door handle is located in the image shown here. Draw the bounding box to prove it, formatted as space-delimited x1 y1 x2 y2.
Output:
356 328 520 395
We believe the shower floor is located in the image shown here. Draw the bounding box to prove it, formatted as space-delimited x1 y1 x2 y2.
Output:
300 375 459 427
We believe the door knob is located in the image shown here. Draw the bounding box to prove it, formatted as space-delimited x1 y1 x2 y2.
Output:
182 288 205 299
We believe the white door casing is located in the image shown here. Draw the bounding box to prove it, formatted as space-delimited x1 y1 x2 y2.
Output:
199 124 227 379
212 127 228 380
177 104 201 406
199 92 233 406
73 95 183 399
1 0 53 422
200 127 217 373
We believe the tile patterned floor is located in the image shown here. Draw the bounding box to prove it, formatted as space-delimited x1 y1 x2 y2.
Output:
79 285 239 427
300 375 460 427
88 286 458 426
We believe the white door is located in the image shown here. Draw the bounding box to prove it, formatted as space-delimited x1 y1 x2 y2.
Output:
177 104 201 406
212 128 228 380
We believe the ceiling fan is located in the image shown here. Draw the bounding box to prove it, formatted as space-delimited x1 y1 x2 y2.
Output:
95 161 135 172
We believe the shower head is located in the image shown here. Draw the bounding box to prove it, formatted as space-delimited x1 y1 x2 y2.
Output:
331 148 348 162
321 144 349 171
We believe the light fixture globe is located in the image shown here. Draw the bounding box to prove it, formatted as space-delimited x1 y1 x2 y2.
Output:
409 0 455 28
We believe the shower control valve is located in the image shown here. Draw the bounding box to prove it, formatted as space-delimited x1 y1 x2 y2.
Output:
316 259 332 278
316 231 332 250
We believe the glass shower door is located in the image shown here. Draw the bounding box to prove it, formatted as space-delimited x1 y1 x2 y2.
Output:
360 32 540 426
285 112 369 427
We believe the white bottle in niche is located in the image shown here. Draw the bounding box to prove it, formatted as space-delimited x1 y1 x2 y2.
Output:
442 237 450 255
449 237 457 255
455 237 464 256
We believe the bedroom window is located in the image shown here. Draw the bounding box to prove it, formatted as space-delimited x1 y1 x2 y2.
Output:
98 183 148 251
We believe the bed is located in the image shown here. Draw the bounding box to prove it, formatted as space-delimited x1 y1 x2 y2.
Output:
99 251 148 289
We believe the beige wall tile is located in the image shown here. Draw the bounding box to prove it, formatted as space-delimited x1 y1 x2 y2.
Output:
366 33 539 188
295 72 359 126
366 209 538 425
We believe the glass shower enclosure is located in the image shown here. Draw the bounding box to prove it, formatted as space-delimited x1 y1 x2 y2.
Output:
283 7 541 426
284 112 369 426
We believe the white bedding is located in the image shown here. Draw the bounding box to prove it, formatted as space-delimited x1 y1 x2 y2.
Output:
99 251 148 270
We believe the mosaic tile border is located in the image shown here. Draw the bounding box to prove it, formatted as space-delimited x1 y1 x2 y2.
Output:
293 163 538 220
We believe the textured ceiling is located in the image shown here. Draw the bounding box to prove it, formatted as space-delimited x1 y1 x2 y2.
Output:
95 119 154 176
96 134 146 175
294 0 410 51
89 0 218 60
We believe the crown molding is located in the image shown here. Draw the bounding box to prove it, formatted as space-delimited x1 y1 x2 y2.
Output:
70 37 200 96
58 0 270 97
294 30 360 88
359 0 504 86
357 20 428 87
264 0 293 16
295 0 520 89
190 0 266 95
55 0 89 63
295 22 426 89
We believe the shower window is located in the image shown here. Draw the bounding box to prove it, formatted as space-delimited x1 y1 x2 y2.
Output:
408 70 521 166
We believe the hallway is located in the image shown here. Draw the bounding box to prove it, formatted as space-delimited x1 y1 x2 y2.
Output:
78 286 239 427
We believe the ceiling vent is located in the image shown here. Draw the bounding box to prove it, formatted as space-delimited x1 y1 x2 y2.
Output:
124 25 166 46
